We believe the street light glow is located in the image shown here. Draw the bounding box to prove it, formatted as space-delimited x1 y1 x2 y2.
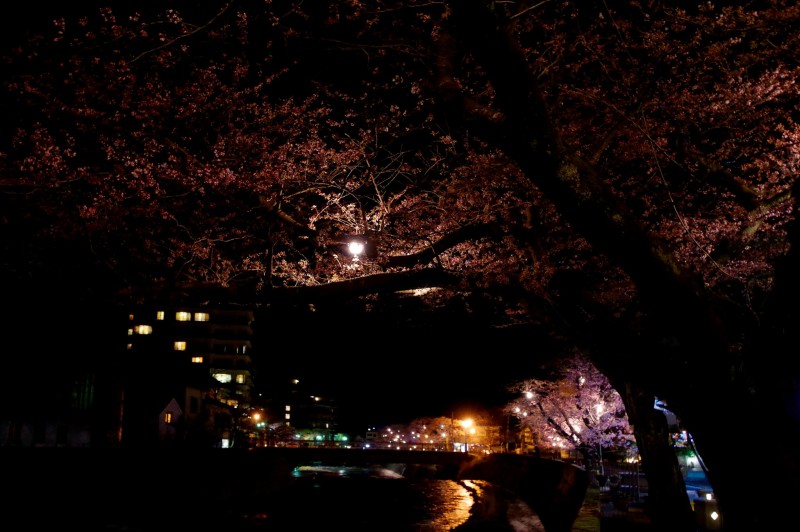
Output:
348 240 365 259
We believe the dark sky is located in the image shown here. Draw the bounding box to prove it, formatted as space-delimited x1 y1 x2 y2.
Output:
256 306 531 432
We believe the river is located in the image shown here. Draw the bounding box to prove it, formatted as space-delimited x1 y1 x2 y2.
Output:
75 464 546 531
223 464 546 531
8 455 548 531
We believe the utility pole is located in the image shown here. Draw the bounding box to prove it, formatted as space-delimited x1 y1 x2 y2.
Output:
450 412 454 452
505 414 510 453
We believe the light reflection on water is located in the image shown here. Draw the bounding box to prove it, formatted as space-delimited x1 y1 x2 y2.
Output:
413 478 475 530
243 465 485 531
257 465 544 531
280 466 477 532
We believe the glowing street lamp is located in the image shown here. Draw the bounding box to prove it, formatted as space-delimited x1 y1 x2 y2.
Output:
343 234 377 262
348 240 365 260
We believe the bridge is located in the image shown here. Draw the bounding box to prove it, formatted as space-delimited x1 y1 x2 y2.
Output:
2 447 588 532
246 445 478 469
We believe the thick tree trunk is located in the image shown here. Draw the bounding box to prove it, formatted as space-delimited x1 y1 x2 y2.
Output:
617 380 696 532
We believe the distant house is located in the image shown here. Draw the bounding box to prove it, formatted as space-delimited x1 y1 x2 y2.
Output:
158 398 182 442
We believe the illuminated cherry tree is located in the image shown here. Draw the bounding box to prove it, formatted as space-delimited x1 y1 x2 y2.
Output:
404 416 455 451
506 354 635 457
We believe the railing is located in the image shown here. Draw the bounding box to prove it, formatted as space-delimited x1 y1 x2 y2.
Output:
250 445 478 470
598 462 648 515
266 439 449 451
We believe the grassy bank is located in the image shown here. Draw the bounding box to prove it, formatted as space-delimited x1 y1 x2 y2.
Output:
572 486 602 532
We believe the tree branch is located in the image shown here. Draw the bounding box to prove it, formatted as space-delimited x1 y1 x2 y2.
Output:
259 196 317 237
265 267 457 303
383 222 505 268
449 1 729 356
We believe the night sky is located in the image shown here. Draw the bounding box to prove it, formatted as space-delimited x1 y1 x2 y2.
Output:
0 281 529 435
256 305 532 432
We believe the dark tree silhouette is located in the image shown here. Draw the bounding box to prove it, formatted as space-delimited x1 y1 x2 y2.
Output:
2 2 799 530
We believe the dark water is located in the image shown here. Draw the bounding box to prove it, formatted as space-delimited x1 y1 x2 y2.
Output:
243 466 470 530
224 465 544 531
16 462 543 531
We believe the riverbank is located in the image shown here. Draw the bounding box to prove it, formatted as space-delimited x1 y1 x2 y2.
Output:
452 481 603 532
451 479 545 531
572 486 602 531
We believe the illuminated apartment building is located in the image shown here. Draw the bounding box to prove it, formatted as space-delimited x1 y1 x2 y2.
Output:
123 303 256 447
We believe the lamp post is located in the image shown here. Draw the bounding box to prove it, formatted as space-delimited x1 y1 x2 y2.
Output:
505 414 510 453
462 418 474 453
594 403 605 476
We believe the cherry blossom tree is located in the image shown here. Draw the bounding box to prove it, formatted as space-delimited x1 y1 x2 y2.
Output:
505 353 635 464
2 2 800 530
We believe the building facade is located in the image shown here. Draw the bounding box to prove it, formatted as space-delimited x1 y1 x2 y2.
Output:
122 302 257 447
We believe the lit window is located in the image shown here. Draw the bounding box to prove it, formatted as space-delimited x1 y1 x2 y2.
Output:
126 343 132 350
134 325 153 335
285 413 291 420
236 374 245 384
213 373 232 383
156 311 165 320
285 405 291 412
194 312 210 322
191 356 203 364
127 328 133 336
128 313 134 321
164 412 172 424
176 311 191 321
174 341 187 351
